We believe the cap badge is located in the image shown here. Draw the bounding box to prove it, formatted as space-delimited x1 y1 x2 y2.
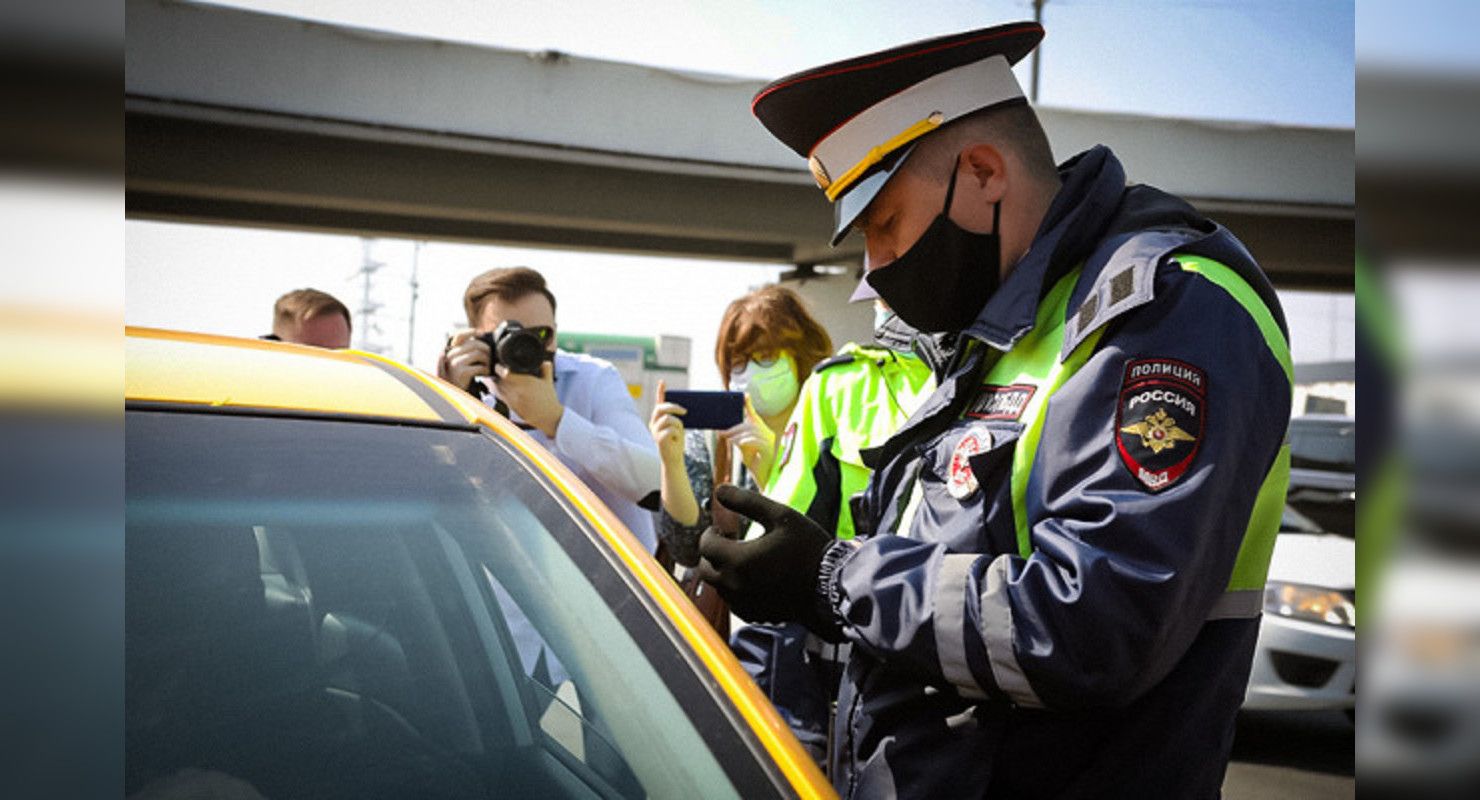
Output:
808 155 831 191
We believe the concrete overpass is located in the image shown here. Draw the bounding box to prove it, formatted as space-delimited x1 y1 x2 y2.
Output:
125 0 1354 290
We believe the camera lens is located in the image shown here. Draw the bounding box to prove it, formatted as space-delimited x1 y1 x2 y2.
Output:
492 321 548 376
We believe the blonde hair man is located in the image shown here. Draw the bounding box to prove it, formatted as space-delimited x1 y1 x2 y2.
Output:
268 289 352 349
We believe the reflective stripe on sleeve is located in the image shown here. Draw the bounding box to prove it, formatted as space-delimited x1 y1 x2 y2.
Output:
934 553 988 699
979 555 1044 708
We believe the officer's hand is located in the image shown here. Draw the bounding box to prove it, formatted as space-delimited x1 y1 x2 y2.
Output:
439 329 492 394
494 361 564 437
721 396 778 487
697 484 840 638
648 380 689 467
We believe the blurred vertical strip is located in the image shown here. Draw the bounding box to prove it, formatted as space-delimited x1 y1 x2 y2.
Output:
0 0 122 797
1358 1 1480 797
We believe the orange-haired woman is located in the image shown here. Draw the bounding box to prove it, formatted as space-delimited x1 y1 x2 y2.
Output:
648 286 832 633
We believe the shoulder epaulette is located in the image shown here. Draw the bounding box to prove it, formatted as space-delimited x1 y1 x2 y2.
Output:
813 353 859 374
1060 231 1182 358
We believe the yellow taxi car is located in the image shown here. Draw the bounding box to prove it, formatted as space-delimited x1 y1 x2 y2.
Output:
125 327 833 800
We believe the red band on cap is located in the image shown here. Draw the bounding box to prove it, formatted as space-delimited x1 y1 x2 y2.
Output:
751 23 1042 114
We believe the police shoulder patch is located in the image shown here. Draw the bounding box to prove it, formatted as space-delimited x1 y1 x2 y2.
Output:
1115 358 1206 492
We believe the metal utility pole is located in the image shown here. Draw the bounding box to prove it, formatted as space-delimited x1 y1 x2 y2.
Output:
1031 0 1045 103
355 238 386 354
406 241 422 363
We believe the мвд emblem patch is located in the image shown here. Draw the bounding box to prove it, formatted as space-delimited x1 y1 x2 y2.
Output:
1116 358 1206 491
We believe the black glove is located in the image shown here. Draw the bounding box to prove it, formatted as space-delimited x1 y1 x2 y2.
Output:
697 484 845 640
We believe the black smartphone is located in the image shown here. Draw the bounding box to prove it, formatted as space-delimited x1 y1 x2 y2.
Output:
664 390 745 430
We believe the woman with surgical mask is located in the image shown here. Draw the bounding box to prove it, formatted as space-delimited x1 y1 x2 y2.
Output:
647 286 832 634
726 351 802 460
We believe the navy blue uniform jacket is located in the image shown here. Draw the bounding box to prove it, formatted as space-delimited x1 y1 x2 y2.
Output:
827 147 1291 799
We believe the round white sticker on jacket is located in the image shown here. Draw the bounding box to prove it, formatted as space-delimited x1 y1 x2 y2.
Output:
947 428 993 500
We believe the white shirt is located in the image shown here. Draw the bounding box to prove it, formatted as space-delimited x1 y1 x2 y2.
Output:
486 350 659 552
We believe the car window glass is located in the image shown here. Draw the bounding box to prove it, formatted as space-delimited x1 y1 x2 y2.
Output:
125 412 746 800
1289 418 1356 471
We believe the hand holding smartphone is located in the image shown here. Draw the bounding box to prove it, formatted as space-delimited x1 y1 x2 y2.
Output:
664 390 745 430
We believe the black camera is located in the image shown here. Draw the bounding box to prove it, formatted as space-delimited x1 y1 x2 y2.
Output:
476 320 552 378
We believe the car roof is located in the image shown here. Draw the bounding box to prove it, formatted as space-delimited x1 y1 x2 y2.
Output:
126 327 484 426
124 327 832 797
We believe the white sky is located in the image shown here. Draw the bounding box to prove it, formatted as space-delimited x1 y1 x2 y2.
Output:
126 0 1358 382
1280 290 1357 365
5 178 122 316
1391 266 1480 362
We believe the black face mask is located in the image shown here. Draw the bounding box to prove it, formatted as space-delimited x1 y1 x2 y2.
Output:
864 160 1002 333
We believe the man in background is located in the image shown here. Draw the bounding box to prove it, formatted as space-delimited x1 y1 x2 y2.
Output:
264 288 352 349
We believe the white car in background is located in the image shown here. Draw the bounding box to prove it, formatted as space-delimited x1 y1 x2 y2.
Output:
1243 507 1356 717
1363 553 1480 795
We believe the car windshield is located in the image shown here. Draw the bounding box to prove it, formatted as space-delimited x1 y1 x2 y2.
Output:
125 411 758 800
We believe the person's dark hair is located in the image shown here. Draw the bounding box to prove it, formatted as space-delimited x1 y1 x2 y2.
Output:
909 100 1059 187
714 285 833 385
463 267 558 326
272 288 352 335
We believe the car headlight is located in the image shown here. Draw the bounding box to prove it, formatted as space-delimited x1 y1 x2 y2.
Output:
1264 581 1356 628
1391 624 1473 669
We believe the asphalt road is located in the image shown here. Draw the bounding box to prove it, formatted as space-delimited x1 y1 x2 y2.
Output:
1223 710 1354 799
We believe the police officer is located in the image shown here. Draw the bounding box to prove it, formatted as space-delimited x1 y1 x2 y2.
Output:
732 309 935 762
762 313 936 542
698 21 1292 798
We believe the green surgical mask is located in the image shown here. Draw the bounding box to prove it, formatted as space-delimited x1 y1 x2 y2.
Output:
730 353 799 417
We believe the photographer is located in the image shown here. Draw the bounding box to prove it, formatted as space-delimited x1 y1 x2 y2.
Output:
438 267 660 553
